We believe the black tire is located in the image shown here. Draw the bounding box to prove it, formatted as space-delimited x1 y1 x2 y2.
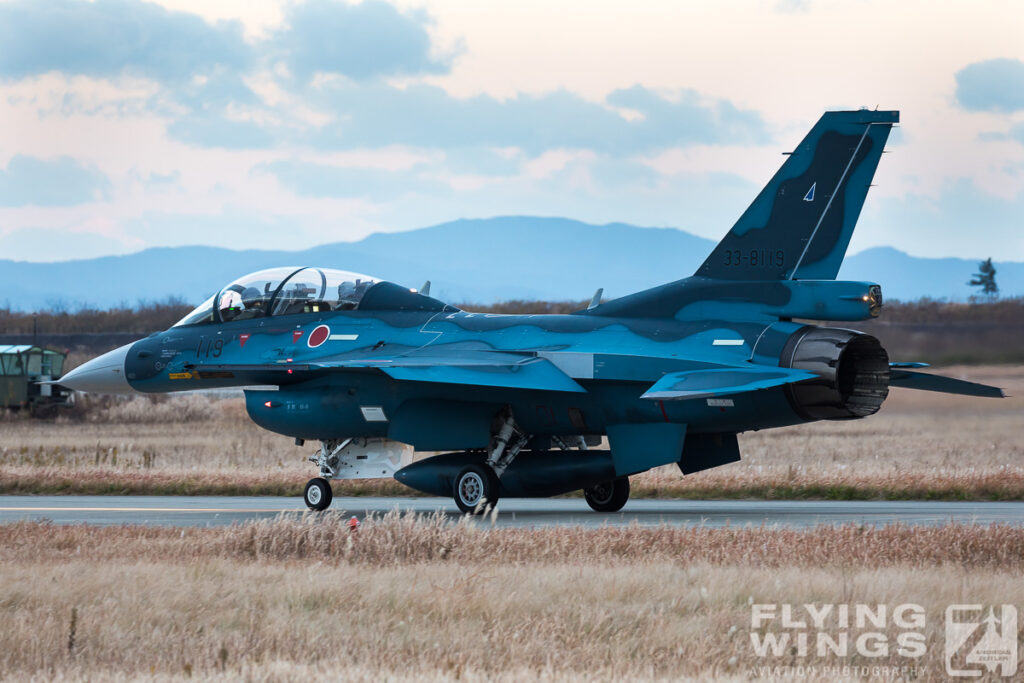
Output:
304 477 333 511
584 477 630 512
453 465 500 514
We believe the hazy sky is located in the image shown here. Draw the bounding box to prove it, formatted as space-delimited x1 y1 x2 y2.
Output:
1 0 1023 262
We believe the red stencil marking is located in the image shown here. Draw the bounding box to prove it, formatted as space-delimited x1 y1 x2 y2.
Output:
292 330 304 344
238 333 250 348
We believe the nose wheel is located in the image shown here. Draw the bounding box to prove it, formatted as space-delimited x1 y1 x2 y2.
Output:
304 477 333 511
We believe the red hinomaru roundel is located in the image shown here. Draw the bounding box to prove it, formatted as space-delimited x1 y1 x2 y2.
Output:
308 325 331 348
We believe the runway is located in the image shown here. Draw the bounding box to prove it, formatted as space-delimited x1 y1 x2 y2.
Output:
2 496 1024 528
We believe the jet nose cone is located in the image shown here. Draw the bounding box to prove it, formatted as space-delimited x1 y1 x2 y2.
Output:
59 343 136 394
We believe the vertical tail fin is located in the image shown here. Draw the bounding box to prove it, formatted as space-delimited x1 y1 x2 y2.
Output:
696 109 897 281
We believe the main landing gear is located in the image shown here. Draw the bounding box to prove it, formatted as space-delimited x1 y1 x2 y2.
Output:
453 464 501 514
583 477 630 513
452 408 530 514
449 408 633 515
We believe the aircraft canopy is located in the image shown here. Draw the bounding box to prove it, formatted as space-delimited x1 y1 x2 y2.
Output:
174 267 381 326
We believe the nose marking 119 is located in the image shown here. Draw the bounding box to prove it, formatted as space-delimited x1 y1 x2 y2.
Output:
195 337 223 358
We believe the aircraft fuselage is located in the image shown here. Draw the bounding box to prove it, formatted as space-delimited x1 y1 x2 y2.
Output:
123 308 840 445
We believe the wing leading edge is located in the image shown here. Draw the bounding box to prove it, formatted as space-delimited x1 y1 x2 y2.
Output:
188 349 586 393
379 360 585 393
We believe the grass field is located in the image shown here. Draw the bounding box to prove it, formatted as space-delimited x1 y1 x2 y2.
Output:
1 515 1021 681
1 365 1022 500
2 367 1022 679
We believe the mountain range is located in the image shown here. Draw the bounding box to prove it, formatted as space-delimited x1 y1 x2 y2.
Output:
1 217 1019 311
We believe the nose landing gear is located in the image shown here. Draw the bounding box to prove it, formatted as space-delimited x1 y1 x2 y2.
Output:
301 438 413 511
304 477 333 511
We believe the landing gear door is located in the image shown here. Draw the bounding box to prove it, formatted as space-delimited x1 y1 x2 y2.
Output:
326 438 414 480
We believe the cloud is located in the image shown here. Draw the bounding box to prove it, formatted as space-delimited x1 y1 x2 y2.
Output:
307 83 769 155
167 115 276 149
0 155 111 206
0 0 450 87
261 160 448 199
774 0 811 11
0 0 251 83
0 1 765 159
857 178 1024 259
272 0 452 82
162 68 274 148
158 79 769 156
977 123 1024 146
143 171 181 188
122 209 345 253
583 157 662 189
0 227 130 262
1015 124 1024 146
170 69 262 111
441 149 523 177
606 86 768 149
955 58 1024 113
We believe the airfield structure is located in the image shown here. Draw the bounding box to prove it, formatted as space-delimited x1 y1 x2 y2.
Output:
0 345 73 415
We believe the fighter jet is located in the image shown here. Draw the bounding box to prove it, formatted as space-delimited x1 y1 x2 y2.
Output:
60 109 1003 513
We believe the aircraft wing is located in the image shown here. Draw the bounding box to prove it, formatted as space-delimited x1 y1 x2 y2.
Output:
888 365 1005 398
378 360 585 392
640 366 818 401
186 348 586 393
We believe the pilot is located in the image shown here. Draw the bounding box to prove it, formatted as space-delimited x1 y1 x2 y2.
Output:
337 280 359 309
240 287 264 310
219 290 243 321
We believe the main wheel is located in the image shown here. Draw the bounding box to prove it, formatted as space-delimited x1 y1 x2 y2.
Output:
453 465 500 514
584 477 630 512
304 477 333 511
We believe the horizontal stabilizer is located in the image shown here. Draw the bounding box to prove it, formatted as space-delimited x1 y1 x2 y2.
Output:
641 366 817 401
889 368 1004 398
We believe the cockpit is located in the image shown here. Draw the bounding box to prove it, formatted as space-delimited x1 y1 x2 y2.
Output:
174 267 382 327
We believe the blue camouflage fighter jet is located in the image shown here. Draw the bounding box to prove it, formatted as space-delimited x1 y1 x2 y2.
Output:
60 109 1004 513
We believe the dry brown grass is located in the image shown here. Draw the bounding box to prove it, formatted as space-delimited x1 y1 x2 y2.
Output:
2 365 1022 499
1 516 1022 681
5 514 1024 569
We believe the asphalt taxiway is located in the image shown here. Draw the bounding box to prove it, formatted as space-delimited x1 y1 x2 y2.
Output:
1 496 1023 528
